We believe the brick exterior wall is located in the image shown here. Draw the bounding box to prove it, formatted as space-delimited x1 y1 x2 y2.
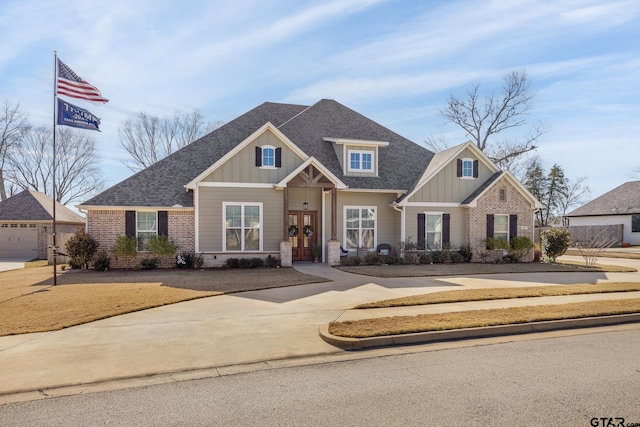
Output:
87 209 194 269
466 176 536 262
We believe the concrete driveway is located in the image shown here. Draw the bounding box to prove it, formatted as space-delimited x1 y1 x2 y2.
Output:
0 258 30 272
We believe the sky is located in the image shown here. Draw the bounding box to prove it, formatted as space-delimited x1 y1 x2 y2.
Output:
1 0 639 206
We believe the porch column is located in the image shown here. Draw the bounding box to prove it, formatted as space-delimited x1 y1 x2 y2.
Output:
280 186 292 267
331 187 337 240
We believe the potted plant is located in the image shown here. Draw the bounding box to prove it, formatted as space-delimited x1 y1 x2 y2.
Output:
310 243 322 262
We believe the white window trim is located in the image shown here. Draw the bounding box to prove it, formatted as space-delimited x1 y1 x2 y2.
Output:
137 211 158 252
222 202 264 252
461 158 474 179
347 149 375 173
494 213 510 241
260 145 276 169
343 205 377 251
424 211 443 250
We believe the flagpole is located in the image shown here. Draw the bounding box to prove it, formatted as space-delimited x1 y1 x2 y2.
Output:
52 51 57 286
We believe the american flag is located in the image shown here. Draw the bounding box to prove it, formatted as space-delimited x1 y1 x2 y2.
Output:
56 58 109 103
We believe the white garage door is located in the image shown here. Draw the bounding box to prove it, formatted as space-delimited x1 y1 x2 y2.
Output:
0 223 38 258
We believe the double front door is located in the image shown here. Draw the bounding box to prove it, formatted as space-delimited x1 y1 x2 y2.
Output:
288 211 317 261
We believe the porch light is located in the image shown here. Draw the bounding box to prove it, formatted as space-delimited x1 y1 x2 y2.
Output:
303 201 309 211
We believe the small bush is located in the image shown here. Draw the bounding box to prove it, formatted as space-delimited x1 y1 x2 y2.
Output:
227 258 240 268
250 258 264 268
419 253 432 264
541 227 571 262
238 258 251 269
364 253 381 265
111 236 137 258
485 237 509 250
68 258 83 269
176 251 195 269
265 255 281 268
510 236 534 251
340 256 361 266
193 253 204 268
458 245 473 263
93 250 111 271
147 235 179 255
65 229 99 270
533 243 542 263
140 258 159 270
449 252 464 264
430 250 449 264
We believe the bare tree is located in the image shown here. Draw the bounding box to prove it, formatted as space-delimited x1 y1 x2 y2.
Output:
573 229 617 267
558 176 591 226
426 70 547 169
119 109 221 172
6 126 105 205
0 100 31 200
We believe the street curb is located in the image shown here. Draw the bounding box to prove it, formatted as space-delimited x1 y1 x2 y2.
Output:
319 313 640 350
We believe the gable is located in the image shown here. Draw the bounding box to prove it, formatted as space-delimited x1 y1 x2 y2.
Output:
407 147 495 204
201 128 306 184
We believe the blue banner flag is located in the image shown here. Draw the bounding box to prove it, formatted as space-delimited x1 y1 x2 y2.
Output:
56 97 101 131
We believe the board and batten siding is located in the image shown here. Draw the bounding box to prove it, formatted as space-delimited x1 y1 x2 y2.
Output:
202 129 305 184
333 191 400 250
404 206 467 247
409 147 493 203
198 187 284 252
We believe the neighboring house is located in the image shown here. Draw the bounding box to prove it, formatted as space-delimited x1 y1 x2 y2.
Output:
0 190 85 259
78 99 541 267
565 181 640 245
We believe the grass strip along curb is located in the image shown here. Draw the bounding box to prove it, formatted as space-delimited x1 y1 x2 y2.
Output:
329 298 640 339
356 283 640 309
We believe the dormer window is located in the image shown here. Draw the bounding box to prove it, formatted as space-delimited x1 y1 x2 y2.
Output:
348 150 373 172
457 158 478 179
255 145 281 168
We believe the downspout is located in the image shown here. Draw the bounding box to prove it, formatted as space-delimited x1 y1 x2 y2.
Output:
392 203 405 256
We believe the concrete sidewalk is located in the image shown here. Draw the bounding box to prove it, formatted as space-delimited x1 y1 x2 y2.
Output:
1 259 640 404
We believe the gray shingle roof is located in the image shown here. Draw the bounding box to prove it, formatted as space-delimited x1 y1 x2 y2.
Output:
0 190 85 223
460 171 503 205
80 99 434 208
566 181 640 217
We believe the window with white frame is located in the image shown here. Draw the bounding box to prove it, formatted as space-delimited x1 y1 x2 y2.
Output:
348 150 374 172
344 207 376 249
137 211 157 251
494 214 509 241
262 146 275 168
462 158 473 177
632 215 640 233
224 203 262 251
426 213 443 250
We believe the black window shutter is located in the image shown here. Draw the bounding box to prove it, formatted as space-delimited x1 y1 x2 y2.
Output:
456 159 462 177
442 214 450 244
473 160 479 178
255 146 262 167
158 211 168 236
486 214 494 239
417 213 426 250
509 214 518 240
125 211 136 237
275 147 282 168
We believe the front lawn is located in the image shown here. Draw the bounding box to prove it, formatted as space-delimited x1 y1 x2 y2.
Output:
0 266 328 337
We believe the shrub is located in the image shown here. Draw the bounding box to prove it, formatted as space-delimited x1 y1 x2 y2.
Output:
238 258 251 269
65 229 99 270
147 235 179 255
340 256 361 266
485 237 509 250
449 251 464 264
93 250 111 271
250 258 264 268
193 253 204 269
458 244 473 263
111 236 137 259
540 227 571 262
265 255 281 268
364 253 381 265
533 243 542 263
140 258 159 270
227 258 240 268
510 236 534 251
418 253 432 264
430 250 449 264
176 251 195 269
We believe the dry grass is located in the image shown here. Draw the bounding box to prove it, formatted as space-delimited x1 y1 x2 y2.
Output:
356 282 640 308
338 261 634 278
0 266 328 337
330 298 640 338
